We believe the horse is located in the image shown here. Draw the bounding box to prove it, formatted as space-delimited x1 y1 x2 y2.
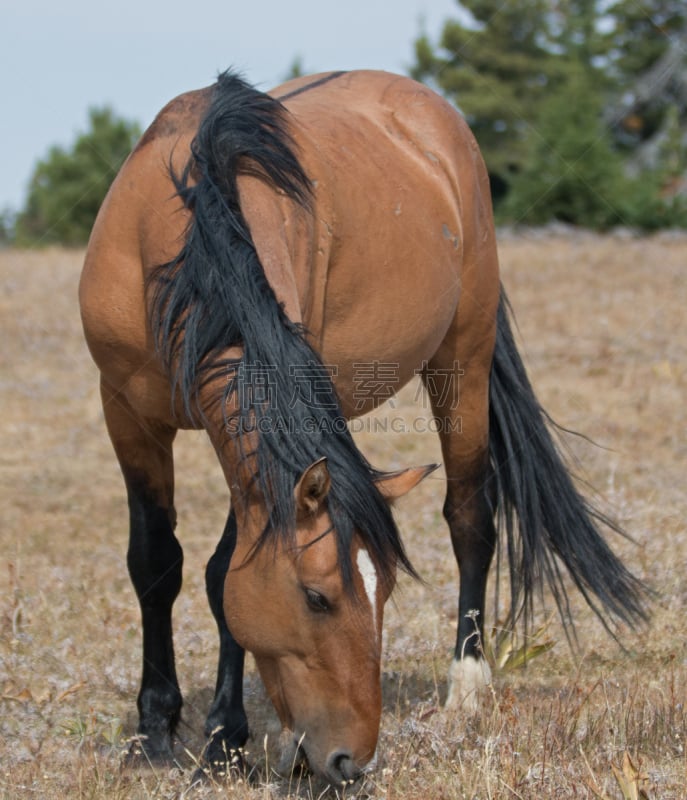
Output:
79 69 648 785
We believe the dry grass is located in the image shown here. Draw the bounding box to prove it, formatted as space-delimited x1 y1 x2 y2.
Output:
1 232 686 798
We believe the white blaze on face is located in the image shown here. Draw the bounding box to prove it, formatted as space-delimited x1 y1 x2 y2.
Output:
356 547 378 629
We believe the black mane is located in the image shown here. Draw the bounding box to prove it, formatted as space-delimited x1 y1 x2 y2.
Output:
151 70 414 586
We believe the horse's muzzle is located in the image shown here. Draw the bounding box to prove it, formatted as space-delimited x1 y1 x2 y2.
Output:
324 749 363 785
278 731 371 787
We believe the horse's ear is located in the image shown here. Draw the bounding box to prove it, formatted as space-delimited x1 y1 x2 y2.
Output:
375 464 439 501
295 457 331 515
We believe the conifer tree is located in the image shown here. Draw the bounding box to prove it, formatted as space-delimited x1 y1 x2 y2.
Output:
412 0 687 227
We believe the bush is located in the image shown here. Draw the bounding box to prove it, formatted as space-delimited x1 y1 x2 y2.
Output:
15 107 140 246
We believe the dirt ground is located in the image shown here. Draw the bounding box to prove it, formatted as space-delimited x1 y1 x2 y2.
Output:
0 231 685 798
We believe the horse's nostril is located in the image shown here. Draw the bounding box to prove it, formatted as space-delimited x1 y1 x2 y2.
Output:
326 750 362 784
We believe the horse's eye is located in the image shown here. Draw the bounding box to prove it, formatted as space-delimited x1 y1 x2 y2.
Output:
304 588 331 613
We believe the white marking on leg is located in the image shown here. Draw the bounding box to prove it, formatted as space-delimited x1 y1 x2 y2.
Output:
356 547 378 629
445 656 492 712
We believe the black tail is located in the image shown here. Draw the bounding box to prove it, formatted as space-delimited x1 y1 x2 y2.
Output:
489 289 649 639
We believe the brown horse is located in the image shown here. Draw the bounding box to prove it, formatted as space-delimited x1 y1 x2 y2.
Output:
79 70 647 784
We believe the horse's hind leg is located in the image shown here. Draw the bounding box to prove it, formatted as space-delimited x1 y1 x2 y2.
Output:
202 507 249 771
423 290 498 712
101 380 182 761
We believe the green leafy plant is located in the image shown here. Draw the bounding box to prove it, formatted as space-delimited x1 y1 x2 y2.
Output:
484 617 556 673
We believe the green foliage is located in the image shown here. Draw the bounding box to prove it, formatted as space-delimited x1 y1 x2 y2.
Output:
620 105 687 230
284 55 305 81
620 179 687 230
602 0 685 83
16 107 140 246
413 0 687 229
503 68 629 228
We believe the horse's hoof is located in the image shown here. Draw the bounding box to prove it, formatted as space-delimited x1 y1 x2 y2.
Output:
122 735 177 769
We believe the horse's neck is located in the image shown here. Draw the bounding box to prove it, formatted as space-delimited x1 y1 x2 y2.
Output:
195 358 260 495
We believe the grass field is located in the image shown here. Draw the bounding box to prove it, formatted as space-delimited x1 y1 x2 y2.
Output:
1 232 686 798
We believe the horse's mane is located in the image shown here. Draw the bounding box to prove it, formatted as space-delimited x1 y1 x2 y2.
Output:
150 70 415 587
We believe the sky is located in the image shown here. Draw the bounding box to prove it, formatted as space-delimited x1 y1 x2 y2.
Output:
1 0 459 212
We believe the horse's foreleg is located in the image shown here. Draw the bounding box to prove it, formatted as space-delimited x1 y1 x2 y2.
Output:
101 380 182 762
202 508 250 772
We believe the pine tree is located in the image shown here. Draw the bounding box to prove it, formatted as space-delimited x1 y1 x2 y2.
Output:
412 0 687 228
602 1 687 151
603 0 685 81
412 0 561 198
504 66 628 228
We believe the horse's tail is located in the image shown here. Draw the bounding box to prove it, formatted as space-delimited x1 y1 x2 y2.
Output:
488 288 649 638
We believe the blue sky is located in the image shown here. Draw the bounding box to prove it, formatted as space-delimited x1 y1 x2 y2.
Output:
1 0 459 211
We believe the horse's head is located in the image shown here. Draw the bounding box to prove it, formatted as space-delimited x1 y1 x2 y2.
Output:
223 458 432 785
